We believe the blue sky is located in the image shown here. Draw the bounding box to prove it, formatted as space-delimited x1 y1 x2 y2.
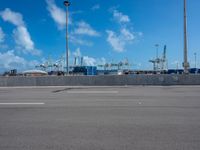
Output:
0 0 200 72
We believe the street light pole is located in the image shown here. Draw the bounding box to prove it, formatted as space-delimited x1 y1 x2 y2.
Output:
183 0 190 74
64 1 70 75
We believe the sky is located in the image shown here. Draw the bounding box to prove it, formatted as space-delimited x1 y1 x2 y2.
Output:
0 0 200 72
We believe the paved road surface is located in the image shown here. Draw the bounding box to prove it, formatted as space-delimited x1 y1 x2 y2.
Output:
0 86 200 150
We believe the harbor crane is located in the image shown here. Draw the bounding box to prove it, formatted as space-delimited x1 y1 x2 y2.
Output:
149 45 167 72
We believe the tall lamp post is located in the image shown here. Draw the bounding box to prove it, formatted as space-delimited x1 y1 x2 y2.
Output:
64 0 70 75
183 0 190 74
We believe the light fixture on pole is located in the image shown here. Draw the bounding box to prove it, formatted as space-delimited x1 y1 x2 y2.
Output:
64 0 70 75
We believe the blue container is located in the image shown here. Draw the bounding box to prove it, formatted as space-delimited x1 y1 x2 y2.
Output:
85 66 97 75
189 68 199 74
167 69 183 74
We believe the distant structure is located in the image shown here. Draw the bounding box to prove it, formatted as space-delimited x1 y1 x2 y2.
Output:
98 59 131 71
23 70 47 76
183 0 190 73
35 54 65 72
149 45 167 72
161 45 167 70
73 56 84 67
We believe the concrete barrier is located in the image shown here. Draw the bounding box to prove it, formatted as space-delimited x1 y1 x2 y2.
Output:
0 75 200 86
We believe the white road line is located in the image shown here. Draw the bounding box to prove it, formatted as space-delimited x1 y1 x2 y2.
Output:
67 91 119 94
0 103 45 105
0 86 122 89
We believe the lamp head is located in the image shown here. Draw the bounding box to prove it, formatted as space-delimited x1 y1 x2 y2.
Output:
64 1 70 7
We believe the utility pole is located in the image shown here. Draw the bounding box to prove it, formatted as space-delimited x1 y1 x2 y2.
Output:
64 0 70 75
183 0 190 74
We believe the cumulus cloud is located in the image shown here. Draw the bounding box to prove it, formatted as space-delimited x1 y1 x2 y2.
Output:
91 4 100 11
106 28 135 52
70 21 100 46
45 0 99 46
106 30 124 52
112 9 130 24
70 35 93 46
0 27 5 43
106 9 142 52
0 50 40 71
120 28 135 41
73 48 81 57
0 8 41 56
0 8 24 26
13 26 34 50
74 21 100 37
46 0 70 30
0 50 26 69
83 56 96 66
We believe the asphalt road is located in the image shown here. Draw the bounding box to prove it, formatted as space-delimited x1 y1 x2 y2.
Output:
0 86 200 150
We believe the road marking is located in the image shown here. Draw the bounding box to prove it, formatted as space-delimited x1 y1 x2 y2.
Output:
0 86 123 89
67 91 118 94
0 103 45 105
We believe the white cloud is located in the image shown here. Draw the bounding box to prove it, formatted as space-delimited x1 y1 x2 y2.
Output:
0 27 5 43
70 35 93 46
0 50 26 69
106 30 124 52
113 9 130 24
73 48 81 57
91 4 100 11
74 21 100 37
106 28 135 52
106 9 142 52
0 8 41 56
13 26 41 55
46 0 69 30
83 56 96 66
13 26 34 50
0 8 24 26
70 21 100 46
0 50 40 71
120 28 135 41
